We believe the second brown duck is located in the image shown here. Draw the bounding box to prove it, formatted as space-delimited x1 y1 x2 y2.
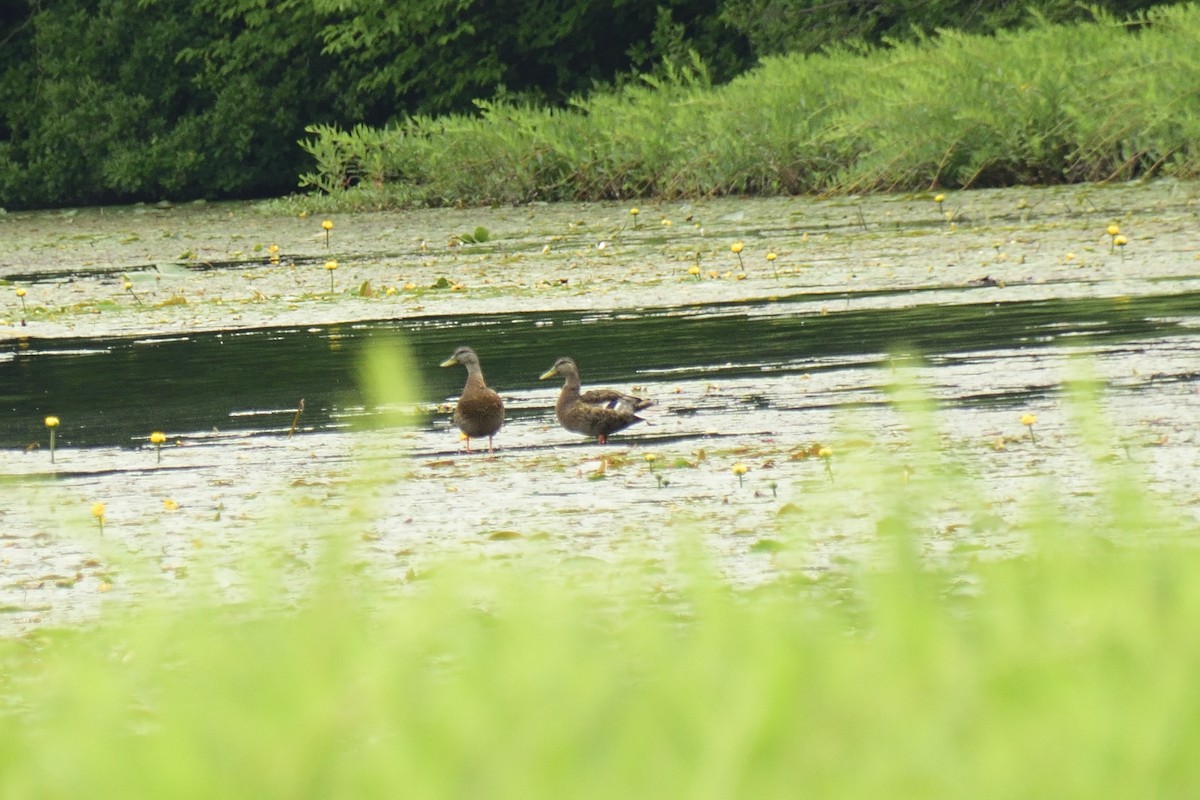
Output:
440 346 504 453
539 357 653 444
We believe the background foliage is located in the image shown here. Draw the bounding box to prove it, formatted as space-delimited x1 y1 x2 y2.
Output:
297 5 1200 207
721 0 1163 57
0 0 1178 209
0 0 746 209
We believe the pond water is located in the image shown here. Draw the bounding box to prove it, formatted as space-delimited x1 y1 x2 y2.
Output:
3 290 1200 450
1 183 1199 633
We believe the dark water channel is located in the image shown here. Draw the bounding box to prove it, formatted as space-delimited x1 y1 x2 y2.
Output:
3 289 1199 451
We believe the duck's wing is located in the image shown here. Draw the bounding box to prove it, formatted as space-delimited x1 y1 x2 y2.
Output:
566 401 645 437
579 389 655 413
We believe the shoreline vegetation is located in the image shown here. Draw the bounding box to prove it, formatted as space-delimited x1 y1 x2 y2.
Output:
1 0 1172 212
296 5 1200 212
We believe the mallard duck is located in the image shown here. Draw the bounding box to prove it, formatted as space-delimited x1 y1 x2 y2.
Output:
539 357 653 444
440 346 504 453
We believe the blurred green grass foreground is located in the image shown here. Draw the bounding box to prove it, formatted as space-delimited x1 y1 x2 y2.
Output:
2 356 1198 798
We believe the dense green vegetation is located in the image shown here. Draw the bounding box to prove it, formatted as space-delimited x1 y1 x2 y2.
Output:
300 4 1200 207
2 0 739 209
2 374 1198 796
0 0 1171 209
722 0 1161 56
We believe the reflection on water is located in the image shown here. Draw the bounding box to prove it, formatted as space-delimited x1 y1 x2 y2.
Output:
2 291 1199 450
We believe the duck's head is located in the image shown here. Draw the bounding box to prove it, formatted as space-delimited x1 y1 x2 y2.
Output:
440 346 480 368
539 357 578 380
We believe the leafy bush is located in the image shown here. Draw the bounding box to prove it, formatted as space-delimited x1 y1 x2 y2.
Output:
0 0 346 208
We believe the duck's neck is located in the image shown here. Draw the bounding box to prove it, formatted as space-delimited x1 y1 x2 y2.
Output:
464 363 488 389
560 370 581 391
557 372 581 409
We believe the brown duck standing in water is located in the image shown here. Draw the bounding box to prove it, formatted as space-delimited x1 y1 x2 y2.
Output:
539 357 653 444
440 346 504 453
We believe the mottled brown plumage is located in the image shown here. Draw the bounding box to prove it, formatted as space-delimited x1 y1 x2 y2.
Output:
539 357 653 444
440 346 504 453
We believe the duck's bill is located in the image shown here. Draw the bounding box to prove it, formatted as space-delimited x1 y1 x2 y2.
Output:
538 368 557 380
439 357 458 367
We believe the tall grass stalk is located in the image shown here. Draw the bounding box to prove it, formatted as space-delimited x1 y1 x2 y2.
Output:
298 5 1200 209
3 502 1199 796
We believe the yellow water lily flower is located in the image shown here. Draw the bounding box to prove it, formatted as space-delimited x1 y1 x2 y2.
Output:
150 430 167 463
732 462 748 486
731 241 746 269
1021 413 1037 443
45 415 60 462
820 448 834 480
